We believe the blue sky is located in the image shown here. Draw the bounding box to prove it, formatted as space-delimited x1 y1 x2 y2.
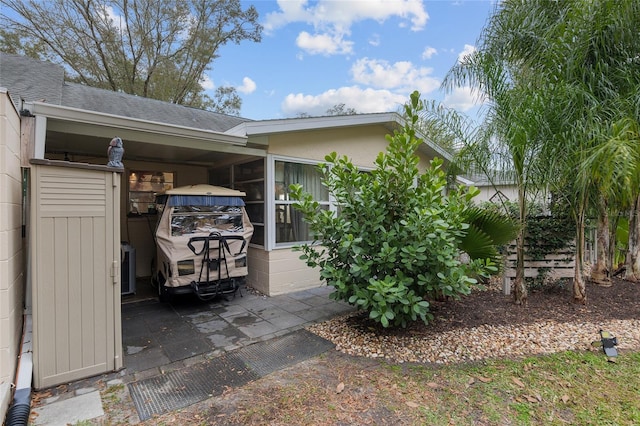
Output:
207 0 496 120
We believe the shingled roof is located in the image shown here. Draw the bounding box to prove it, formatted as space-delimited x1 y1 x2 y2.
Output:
0 53 251 133
0 53 64 108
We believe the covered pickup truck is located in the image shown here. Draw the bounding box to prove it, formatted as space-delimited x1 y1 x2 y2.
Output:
153 184 253 301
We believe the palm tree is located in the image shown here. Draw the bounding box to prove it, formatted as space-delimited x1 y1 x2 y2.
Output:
437 0 640 304
587 118 640 281
429 2 562 304
543 0 640 292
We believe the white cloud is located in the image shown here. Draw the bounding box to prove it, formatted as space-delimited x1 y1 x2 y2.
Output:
263 0 313 34
422 46 437 59
458 44 476 63
281 86 407 117
264 0 428 55
265 0 428 32
200 74 215 90
351 58 440 94
296 31 354 55
442 86 477 112
201 75 255 94
237 77 256 94
101 6 120 26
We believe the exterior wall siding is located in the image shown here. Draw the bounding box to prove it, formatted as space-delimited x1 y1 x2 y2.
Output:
474 184 519 205
246 247 269 294
0 90 25 418
265 248 322 296
247 247 322 296
267 125 391 167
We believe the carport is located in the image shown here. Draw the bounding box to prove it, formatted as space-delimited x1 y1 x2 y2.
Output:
7 52 452 393
22 98 267 388
28 99 266 276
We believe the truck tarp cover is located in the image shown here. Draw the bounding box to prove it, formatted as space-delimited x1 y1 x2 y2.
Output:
155 184 254 288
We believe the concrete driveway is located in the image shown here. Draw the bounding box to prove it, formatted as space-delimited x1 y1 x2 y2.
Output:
121 285 354 376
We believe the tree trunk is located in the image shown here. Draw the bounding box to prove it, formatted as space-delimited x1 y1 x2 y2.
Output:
513 187 527 305
591 198 611 286
608 214 620 272
624 194 640 281
513 229 528 305
573 209 587 304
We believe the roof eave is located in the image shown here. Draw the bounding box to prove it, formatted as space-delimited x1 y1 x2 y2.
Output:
226 112 453 163
25 101 248 146
225 113 402 136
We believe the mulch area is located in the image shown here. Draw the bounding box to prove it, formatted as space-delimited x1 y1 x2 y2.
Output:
345 277 640 336
433 277 640 328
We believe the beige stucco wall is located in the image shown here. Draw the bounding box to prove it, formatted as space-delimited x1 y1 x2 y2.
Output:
246 247 269 294
267 125 394 166
266 124 434 171
474 184 519 205
0 90 25 416
247 247 322 296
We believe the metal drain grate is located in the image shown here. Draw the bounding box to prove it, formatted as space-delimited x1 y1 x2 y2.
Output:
128 330 334 420
236 329 335 377
128 353 258 421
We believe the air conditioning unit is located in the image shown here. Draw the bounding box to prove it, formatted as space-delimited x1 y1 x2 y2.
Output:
121 242 136 295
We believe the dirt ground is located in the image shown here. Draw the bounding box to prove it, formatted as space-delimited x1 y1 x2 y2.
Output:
410 276 640 332
105 277 639 425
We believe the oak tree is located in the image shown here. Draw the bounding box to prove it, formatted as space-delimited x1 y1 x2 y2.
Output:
0 0 262 115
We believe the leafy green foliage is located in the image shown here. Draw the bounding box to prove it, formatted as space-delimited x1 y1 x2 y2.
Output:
460 206 519 267
290 91 496 328
524 215 574 261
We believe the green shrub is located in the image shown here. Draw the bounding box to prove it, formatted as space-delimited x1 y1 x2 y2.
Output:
290 91 496 328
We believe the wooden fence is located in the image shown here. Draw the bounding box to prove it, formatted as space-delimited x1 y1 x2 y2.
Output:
502 245 575 295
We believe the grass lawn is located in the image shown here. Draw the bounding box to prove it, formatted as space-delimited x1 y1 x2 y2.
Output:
139 349 640 425
393 350 640 425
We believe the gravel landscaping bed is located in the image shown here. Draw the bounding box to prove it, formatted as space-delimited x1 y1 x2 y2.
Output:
308 278 640 364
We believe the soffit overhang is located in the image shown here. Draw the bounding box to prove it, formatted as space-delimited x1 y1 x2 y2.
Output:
25 101 266 166
227 112 452 163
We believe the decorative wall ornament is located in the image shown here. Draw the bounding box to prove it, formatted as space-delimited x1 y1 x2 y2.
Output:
107 137 124 167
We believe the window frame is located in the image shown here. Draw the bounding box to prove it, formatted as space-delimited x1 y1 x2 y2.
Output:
233 159 265 248
267 155 335 250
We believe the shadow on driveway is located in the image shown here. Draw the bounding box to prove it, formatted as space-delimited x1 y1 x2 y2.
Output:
121 286 354 375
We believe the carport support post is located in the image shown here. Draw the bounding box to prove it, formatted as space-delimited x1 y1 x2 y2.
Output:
112 171 123 370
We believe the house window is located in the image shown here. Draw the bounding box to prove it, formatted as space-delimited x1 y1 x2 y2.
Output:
210 160 266 247
234 160 265 246
128 171 174 215
274 160 329 244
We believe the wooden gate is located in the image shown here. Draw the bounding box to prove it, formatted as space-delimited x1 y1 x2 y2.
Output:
30 160 122 389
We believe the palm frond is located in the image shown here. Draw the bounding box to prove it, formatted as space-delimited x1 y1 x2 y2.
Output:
459 206 519 267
